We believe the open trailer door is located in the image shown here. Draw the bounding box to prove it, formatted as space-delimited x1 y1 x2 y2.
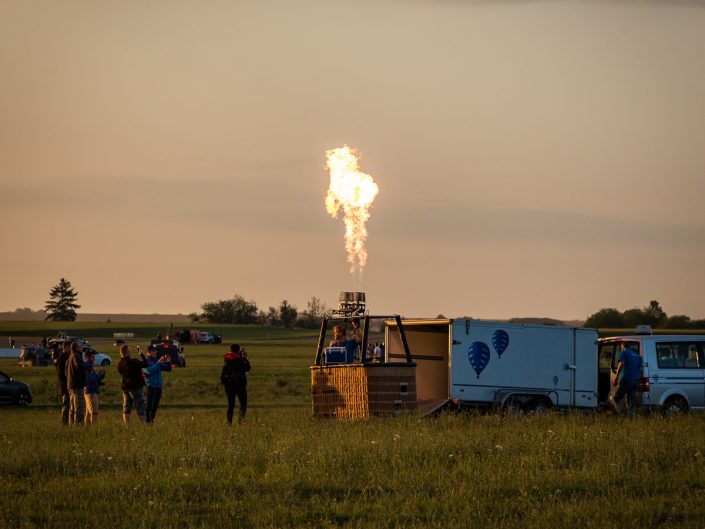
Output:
386 319 452 416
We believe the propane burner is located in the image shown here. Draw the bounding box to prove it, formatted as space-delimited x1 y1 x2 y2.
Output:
333 291 366 317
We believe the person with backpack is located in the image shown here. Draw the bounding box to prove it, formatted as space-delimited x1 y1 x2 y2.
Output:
220 344 251 425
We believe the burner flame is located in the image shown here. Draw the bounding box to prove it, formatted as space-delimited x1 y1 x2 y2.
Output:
325 145 379 286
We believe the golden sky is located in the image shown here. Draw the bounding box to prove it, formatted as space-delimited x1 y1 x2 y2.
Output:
1 0 704 320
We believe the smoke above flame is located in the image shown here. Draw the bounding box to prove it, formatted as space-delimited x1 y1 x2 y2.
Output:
325 145 379 286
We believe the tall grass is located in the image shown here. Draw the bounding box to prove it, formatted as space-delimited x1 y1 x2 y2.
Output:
2 324 705 527
2 409 705 528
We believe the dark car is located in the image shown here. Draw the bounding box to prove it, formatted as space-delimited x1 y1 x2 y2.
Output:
48 336 91 350
0 370 32 406
149 339 186 367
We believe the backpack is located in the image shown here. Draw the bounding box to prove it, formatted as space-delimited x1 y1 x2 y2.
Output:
220 361 239 385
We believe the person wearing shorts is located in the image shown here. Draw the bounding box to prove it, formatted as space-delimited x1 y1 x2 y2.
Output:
117 344 148 428
66 342 87 425
83 351 105 425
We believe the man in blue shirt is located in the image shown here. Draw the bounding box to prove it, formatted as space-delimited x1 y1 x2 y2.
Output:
330 322 362 363
609 342 643 416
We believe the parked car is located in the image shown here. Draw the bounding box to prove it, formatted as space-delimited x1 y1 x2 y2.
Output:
599 334 705 414
0 370 32 406
149 339 186 367
48 336 91 350
199 331 222 344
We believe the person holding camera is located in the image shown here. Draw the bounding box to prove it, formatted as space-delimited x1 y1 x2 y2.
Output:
220 344 251 425
143 345 172 424
117 344 148 428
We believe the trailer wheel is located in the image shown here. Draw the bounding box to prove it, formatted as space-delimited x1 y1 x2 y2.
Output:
503 398 523 416
529 399 551 415
662 396 688 416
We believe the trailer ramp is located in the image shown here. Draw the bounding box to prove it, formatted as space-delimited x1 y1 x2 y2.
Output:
418 398 451 417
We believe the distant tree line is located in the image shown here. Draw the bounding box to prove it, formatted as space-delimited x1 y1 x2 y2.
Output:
189 295 328 329
585 300 705 329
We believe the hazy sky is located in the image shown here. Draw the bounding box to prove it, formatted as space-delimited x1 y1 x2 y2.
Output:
1 0 704 320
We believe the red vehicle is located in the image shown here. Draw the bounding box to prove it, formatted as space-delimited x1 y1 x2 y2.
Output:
149 339 186 367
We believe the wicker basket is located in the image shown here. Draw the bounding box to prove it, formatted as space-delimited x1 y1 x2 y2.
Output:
310 363 417 419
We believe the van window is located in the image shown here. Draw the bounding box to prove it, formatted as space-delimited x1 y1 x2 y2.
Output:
655 342 704 369
599 343 616 370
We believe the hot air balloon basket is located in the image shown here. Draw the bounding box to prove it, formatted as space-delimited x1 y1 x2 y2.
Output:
310 363 417 419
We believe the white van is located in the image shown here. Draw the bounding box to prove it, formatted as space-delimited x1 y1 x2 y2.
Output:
599 335 705 413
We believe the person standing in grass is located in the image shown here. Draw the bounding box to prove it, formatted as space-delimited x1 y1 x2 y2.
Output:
83 350 105 425
143 345 172 424
66 342 87 425
220 344 251 425
117 344 148 428
54 340 71 425
609 342 643 416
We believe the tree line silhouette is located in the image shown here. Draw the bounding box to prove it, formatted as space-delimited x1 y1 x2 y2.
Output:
189 295 327 329
585 300 705 329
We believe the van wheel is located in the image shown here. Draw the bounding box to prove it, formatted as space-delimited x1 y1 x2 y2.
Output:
662 396 688 415
101 359 110 366
529 399 551 415
503 398 523 416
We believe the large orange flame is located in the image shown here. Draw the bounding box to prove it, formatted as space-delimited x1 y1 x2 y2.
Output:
325 145 379 286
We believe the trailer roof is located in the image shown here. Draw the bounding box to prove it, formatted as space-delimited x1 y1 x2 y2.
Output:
385 318 451 326
386 318 596 331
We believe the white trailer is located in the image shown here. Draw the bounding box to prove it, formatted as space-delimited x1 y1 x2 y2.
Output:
385 319 599 414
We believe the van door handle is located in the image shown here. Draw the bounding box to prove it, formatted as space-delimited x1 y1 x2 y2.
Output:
563 364 576 371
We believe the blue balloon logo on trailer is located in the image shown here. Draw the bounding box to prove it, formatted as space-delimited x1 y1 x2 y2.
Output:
468 341 491 378
492 329 509 358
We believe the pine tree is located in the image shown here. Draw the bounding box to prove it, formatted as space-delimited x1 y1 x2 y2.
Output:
44 278 81 321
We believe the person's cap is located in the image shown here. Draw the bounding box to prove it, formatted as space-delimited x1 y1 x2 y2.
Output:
147 345 157 353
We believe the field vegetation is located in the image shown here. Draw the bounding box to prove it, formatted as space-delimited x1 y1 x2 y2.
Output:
1 323 705 527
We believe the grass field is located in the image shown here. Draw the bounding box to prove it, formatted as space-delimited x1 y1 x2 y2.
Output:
2 323 705 528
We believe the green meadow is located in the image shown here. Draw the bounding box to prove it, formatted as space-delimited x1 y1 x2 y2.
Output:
1 323 705 528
